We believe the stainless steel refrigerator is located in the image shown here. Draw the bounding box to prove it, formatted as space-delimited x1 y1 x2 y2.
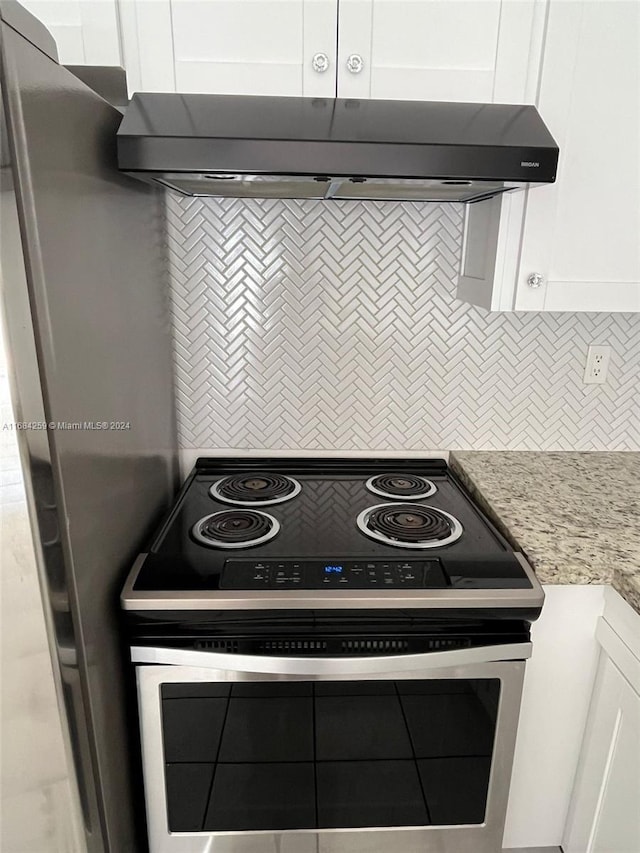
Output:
1 2 178 850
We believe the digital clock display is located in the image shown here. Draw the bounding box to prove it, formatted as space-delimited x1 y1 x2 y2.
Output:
324 565 344 574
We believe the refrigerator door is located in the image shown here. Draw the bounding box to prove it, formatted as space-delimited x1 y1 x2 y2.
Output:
0 4 178 851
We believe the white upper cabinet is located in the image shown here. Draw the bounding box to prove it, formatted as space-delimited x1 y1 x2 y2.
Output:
21 0 121 65
336 0 539 103
119 0 338 97
119 0 539 102
517 0 640 311
30 0 637 313
459 0 640 312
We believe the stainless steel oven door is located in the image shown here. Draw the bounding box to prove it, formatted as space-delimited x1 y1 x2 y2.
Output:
133 643 530 853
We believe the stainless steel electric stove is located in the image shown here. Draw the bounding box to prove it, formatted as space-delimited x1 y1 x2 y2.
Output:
122 458 543 853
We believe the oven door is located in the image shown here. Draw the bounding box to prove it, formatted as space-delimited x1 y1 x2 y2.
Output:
133 643 529 853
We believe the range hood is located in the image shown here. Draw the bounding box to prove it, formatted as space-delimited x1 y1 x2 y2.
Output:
117 93 558 203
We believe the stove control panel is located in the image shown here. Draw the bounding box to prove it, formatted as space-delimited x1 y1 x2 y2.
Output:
220 559 447 589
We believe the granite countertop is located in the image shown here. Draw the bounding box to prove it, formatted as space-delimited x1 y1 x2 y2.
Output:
451 451 640 615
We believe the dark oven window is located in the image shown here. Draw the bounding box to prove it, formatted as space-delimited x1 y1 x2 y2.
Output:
160 678 500 832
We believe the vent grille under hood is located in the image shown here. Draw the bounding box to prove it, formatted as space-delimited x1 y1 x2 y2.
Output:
117 93 558 203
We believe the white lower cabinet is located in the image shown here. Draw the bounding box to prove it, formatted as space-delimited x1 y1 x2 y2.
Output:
563 590 640 853
504 585 640 850
503 585 605 849
564 656 640 853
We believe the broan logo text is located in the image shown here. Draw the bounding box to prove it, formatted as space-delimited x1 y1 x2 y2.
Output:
521 161 540 167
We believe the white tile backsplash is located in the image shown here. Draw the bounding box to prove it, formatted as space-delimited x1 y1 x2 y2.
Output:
165 196 640 452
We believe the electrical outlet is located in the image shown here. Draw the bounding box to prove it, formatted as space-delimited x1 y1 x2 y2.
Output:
583 345 611 384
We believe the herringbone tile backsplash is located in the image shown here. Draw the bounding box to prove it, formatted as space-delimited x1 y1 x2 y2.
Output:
165 196 640 451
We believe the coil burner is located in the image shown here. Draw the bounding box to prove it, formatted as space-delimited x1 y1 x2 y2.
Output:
365 473 437 500
357 503 462 549
192 510 279 549
210 473 302 506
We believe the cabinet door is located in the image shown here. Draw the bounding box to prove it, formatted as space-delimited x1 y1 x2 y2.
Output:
20 0 121 64
515 0 640 311
459 0 640 312
564 653 640 853
336 0 538 102
119 0 338 97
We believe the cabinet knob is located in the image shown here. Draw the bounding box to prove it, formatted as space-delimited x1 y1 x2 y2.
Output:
346 53 364 74
312 52 330 73
527 272 545 289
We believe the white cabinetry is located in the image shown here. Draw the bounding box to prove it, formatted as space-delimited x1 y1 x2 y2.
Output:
118 0 338 97
336 0 540 103
503 585 605 849
32 0 638 313
118 0 540 103
505 585 640 850
458 0 640 312
20 0 121 65
564 589 640 853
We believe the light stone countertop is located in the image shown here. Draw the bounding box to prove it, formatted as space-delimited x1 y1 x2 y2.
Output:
450 451 640 615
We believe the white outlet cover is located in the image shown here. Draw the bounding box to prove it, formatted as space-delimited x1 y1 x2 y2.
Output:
583 345 611 384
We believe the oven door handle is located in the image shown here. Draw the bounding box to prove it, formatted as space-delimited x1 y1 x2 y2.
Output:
131 642 532 675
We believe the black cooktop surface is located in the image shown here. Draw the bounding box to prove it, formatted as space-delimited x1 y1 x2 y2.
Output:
131 459 532 593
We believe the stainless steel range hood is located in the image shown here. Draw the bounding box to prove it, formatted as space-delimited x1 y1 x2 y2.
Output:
117 93 558 203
